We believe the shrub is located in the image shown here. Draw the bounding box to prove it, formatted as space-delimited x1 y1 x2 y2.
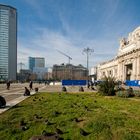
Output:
116 87 134 98
126 87 134 96
98 76 116 96
116 91 130 98
133 90 140 97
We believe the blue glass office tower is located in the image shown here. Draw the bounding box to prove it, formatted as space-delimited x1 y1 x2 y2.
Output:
29 57 45 71
0 4 17 81
29 57 35 71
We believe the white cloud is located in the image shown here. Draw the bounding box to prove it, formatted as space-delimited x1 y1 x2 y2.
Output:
17 26 118 72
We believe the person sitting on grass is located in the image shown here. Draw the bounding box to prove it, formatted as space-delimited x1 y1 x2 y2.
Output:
24 87 30 96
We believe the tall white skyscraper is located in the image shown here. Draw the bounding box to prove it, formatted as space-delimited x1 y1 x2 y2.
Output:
0 4 17 81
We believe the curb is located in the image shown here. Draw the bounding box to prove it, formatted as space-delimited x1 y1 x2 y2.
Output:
0 91 36 114
0 86 46 114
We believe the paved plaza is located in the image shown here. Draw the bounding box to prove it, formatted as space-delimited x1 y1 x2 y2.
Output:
0 83 95 114
0 83 46 114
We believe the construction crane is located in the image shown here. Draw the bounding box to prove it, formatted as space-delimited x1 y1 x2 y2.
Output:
57 50 72 64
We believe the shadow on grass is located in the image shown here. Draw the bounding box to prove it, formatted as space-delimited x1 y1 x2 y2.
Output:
13 105 24 108
0 105 11 109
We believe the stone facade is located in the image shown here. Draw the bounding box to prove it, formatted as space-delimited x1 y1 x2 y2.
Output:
97 26 140 82
52 64 88 80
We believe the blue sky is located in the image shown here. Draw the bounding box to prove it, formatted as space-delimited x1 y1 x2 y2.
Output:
1 0 140 70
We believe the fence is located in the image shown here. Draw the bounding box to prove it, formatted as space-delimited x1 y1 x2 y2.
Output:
125 80 140 87
62 80 87 86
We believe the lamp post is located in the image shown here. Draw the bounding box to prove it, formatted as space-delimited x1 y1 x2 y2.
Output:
83 47 94 87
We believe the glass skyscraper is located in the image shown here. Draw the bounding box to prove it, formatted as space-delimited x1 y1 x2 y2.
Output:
29 57 35 71
29 57 45 71
0 4 17 81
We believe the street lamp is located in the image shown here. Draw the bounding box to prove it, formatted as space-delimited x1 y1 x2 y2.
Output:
83 47 94 87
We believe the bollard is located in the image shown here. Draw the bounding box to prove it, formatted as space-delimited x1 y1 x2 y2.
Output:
62 86 67 92
79 86 84 92
35 87 39 92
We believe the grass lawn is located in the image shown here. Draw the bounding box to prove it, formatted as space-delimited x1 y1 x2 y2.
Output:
0 92 140 140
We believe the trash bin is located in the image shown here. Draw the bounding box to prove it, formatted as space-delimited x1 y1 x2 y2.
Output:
35 87 38 92
79 86 84 92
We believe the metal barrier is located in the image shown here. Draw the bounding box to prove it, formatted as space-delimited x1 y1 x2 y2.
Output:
62 80 87 86
125 80 140 86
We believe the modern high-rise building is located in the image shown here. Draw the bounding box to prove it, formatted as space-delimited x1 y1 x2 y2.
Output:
0 4 17 81
29 57 45 71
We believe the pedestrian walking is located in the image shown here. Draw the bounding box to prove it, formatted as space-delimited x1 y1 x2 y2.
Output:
6 81 10 90
29 81 33 90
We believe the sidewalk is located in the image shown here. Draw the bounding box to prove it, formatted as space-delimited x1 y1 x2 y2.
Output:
0 85 46 114
0 85 96 114
0 91 36 114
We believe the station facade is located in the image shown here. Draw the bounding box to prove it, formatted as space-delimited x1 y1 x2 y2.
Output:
97 26 140 82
